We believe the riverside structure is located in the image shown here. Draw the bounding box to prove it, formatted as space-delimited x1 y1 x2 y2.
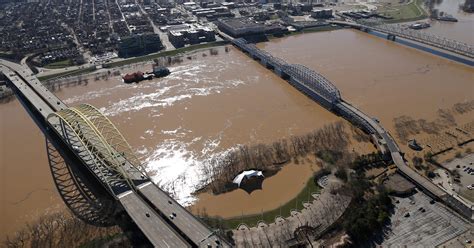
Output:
231 38 474 221
330 21 474 66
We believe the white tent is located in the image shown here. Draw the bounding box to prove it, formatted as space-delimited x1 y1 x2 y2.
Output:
232 170 264 187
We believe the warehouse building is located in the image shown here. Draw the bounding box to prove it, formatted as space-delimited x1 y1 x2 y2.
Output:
217 17 287 38
167 24 216 48
310 9 333 19
118 33 163 58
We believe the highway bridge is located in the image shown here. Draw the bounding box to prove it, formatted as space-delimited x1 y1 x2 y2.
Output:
231 38 474 221
330 20 474 60
0 60 231 248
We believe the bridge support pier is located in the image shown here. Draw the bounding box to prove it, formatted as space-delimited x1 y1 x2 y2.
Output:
275 68 289 79
262 60 274 69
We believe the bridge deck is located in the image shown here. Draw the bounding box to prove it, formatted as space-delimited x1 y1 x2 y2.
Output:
118 190 192 248
1 65 55 118
339 101 384 134
1 60 66 112
138 182 229 247
392 153 447 198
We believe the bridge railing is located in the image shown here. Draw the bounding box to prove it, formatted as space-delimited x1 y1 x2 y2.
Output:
233 39 342 105
282 64 341 104
332 21 474 57
232 38 288 68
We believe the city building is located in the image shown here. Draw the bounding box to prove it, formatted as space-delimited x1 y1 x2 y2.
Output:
166 24 215 48
310 9 333 19
217 17 287 38
217 17 265 37
118 33 164 58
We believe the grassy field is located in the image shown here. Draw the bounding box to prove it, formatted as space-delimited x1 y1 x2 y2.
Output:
377 0 428 23
43 59 73 69
207 174 322 229
103 41 229 68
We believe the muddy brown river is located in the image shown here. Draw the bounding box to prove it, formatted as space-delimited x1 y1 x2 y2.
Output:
0 47 342 239
428 0 474 44
258 29 474 140
1 8 473 240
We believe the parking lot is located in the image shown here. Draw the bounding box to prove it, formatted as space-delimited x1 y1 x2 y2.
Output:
382 191 470 247
444 154 474 201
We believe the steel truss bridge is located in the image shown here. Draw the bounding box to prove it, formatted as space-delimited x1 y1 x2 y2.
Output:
1 60 230 248
330 21 474 59
370 24 473 58
231 38 474 220
233 38 376 134
232 39 341 104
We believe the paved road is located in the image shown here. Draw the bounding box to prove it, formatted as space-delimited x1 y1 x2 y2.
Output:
119 190 191 248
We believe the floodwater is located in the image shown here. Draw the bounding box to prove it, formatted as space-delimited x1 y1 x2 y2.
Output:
0 99 63 240
258 29 474 147
190 136 375 218
1 1 473 238
0 46 341 240
428 0 474 44
189 161 319 218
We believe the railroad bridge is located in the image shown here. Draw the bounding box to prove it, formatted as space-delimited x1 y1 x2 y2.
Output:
0 60 230 248
329 21 474 59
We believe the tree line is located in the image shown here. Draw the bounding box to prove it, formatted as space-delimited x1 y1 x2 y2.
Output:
200 121 369 195
4 211 123 248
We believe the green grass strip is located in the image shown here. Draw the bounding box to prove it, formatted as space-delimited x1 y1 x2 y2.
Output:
214 174 321 229
37 41 229 81
379 0 428 23
43 59 72 69
37 66 97 81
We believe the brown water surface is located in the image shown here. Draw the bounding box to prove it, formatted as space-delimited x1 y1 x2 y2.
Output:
428 0 474 44
0 46 339 240
1 7 473 238
258 29 474 146
190 161 319 218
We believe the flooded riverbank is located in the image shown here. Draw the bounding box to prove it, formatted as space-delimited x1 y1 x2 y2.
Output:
190 161 319 218
258 29 473 149
1 7 472 238
428 0 474 44
0 46 340 240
